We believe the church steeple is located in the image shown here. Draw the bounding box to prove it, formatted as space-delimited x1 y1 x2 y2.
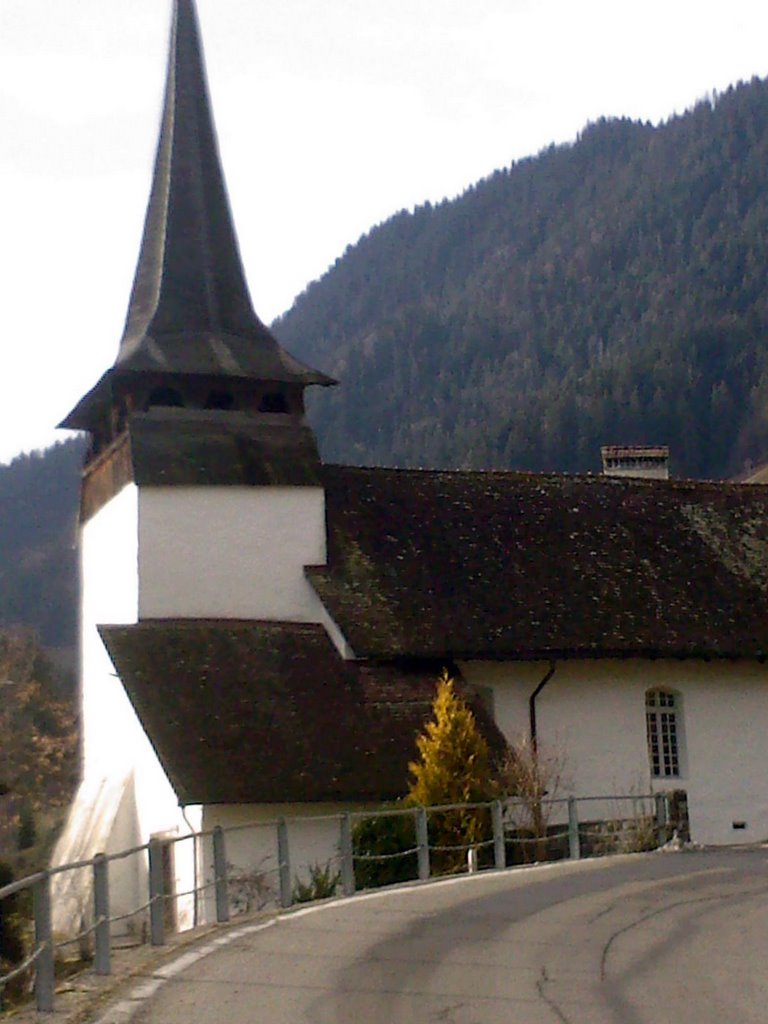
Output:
62 0 333 439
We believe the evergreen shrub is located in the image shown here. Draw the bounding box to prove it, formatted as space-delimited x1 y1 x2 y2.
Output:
17 806 36 852
0 861 28 1005
352 809 418 890
292 861 341 904
407 671 495 874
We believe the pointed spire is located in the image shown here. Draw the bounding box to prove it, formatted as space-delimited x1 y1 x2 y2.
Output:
122 0 246 356
61 0 332 433
115 0 330 386
123 0 237 340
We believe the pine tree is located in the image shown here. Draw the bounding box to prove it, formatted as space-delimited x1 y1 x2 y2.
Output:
407 671 494 873
407 670 493 806
16 805 36 852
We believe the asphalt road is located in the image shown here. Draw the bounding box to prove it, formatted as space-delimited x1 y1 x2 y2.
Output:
131 849 768 1023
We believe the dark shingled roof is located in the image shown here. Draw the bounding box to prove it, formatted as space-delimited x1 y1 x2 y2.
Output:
79 410 323 522
116 0 332 387
128 410 323 487
99 621 502 806
309 466 768 660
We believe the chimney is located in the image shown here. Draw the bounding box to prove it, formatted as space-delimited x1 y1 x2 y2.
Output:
601 445 670 480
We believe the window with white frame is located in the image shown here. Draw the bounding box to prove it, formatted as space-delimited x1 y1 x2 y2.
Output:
646 689 681 778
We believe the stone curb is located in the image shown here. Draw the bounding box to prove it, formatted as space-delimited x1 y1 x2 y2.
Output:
4 912 276 1024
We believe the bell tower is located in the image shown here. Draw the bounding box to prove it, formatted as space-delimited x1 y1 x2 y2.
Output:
61 0 334 519
52 0 341 932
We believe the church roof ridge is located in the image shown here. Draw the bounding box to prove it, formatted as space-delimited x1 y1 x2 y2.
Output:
310 464 768 660
321 462 768 493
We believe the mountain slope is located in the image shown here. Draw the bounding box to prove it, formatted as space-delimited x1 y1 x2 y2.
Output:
0 440 83 658
276 78 768 478
5 79 768 649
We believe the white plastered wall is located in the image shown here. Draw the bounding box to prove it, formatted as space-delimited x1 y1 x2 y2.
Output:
137 487 353 657
199 803 374 920
460 658 768 846
53 484 200 934
80 485 139 781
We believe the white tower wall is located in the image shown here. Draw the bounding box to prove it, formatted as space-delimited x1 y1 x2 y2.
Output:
52 484 200 936
138 485 353 655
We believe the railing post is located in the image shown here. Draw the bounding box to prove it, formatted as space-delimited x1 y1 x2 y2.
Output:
277 818 292 909
33 871 54 1013
492 800 506 870
568 797 581 861
93 854 111 976
416 807 430 881
212 827 230 923
339 814 355 897
655 792 668 847
148 839 165 946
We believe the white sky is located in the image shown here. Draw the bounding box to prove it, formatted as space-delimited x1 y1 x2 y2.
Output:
2 0 768 465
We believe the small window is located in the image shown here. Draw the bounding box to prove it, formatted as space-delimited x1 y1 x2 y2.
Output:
258 392 289 414
146 387 184 409
205 390 235 411
646 689 680 778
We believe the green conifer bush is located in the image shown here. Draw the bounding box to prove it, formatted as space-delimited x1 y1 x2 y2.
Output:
406 671 495 875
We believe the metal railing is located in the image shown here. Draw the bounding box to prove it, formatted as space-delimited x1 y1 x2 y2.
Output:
0 791 670 1013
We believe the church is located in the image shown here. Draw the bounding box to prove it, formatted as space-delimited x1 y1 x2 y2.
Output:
52 0 768 931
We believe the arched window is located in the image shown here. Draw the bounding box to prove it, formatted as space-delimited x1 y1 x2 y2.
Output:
645 689 681 778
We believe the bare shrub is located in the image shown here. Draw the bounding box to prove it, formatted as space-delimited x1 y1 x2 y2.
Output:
226 860 273 915
497 736 568 862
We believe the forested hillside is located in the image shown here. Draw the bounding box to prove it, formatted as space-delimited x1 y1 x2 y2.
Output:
0 629 79 864
277 77 768 479
0 440 83 659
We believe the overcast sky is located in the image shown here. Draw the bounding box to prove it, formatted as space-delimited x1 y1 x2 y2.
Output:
2 0 768 464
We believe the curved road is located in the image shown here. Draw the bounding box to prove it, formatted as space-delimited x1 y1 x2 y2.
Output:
131 849 768 1023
